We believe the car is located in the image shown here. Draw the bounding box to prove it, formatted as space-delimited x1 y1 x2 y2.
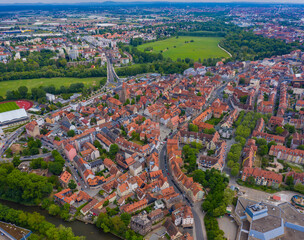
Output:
78 183 81 186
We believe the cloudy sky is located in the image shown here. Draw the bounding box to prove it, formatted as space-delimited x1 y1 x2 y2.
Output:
0 0 304 3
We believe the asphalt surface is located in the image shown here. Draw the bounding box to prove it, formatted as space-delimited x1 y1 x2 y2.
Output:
157 82 230 240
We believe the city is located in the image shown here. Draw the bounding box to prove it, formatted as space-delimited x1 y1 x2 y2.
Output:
0 1 304 240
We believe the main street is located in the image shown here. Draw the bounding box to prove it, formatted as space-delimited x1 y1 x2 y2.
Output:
158 82 230 240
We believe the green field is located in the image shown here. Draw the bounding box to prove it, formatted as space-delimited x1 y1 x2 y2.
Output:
0 77 105 97
0 102 20 113
137 36 229 61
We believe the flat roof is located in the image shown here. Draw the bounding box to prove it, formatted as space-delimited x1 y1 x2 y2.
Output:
0 109 28 124
251 215 282 233
0 221 31 240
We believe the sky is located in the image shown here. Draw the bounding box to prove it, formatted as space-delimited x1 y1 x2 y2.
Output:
0 0 304 3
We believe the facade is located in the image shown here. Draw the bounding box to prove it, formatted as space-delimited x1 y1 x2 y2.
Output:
25 120 40 137
269 145 304 164
0 109 29 127
242 167 282 188
130 215 152 235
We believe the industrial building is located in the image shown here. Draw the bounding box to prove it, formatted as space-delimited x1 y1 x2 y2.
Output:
234 197 304 240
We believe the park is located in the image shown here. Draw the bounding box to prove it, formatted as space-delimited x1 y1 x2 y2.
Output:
137 36 229 61
0 77 106 98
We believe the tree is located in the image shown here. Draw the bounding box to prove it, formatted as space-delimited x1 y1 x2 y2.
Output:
12 156 21 167
231 166 239 176
109 144 119 160
18 86 28 98
67 130 75 137
276 126 284 135
188 123 199 132
48 204 61 216
48 162 63 175
285 176 294 186
68 180 77 190
239 95 248 104
258 145 268 156
227 160 235 169
268 141 277 149
246 176 255 185
297 145 304 150
239 77 245 85
204 128 216 134
197 92 202 96
284 124 295 134
294 183 304 194
120 213 131 226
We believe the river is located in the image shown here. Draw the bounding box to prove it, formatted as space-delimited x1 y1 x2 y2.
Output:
0 199 120 240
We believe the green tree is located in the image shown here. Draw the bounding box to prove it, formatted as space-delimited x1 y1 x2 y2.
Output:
204 128 216 134
297 145 304 150
276 126 284 135
18 86 28 98
231 167 239 176
188 123 199 132
258 145 268 156
294 183 304 194
12 156 21 167
285 176 294 186
246 176 255 185
67 130 75 137
48 162 63 175
68 180 77 190
48 204 61 216
109 144 119 160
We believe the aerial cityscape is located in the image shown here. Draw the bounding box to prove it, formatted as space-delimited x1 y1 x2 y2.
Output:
1 1 304 240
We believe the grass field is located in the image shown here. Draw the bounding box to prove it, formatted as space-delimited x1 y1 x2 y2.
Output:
0 102 20 113
0 77 106 97
137 36 229 61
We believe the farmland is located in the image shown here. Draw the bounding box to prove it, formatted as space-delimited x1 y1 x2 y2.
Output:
0 102 20 113
0 77 106 97
137 36 229 61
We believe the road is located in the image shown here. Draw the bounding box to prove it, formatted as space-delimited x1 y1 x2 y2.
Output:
157 82 229 240
0 127 24 158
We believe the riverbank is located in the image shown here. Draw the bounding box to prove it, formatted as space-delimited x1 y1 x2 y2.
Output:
0 199 120 240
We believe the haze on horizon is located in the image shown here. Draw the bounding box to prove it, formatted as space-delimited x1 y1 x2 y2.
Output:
0 0 304 4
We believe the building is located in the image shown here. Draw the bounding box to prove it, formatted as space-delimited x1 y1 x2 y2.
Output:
172 205 194 228
296 99 304 111
0 221 32 240
285 171 304 185
234 197 304 240
269 145 304 164
164 219 183 240
64 144 77 161
25 120 40 137
242 167 282 188
130 215 152 235
59 171 71 187
121 199 148 214
46 93 56 102
0 109 29 127
252 131 285 145
148 209 164 224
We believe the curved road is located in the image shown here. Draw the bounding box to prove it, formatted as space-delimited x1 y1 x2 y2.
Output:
157 82 232 240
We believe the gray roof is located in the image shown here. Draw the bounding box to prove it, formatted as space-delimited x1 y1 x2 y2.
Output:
0 109 28 124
